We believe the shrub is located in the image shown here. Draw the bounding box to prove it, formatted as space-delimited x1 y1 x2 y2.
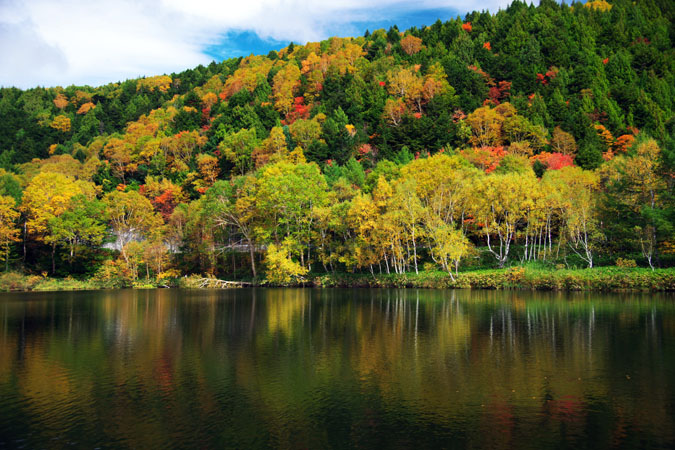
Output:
93 260 133 288
264 243 308 286
616 258 637 268
506 266 526 283
0 272 35 291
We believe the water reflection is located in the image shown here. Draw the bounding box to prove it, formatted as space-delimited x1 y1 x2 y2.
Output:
0 289 673 449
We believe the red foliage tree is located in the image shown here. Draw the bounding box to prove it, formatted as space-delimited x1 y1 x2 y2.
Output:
529 152 574 170
460 146 506 173
282 97 311 125
487 81 511 105
613 134 635 153
140 185 183 221
152 189 181 221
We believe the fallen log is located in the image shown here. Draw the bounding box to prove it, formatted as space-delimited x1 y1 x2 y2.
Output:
194 277 252 288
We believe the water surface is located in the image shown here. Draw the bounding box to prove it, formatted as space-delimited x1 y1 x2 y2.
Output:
0 288 673 448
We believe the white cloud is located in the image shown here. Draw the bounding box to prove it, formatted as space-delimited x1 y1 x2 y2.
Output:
0 0 516 89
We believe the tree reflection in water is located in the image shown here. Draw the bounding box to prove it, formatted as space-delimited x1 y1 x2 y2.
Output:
0 288 673 449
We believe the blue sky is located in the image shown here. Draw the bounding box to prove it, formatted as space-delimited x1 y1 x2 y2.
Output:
204 7 465 61
0 0 519 89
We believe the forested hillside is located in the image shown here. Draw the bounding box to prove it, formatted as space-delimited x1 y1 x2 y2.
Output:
0 0 673 286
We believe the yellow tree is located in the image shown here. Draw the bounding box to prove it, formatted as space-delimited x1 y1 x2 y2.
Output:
388 178 426 274
400 153 479 227
400 35 423 55
220 56 273 100
503 114 548 150
22 173 97 236
387 67 424 113
163 130 207 172
142 236 170 279
546 166 600 268
201 92 218 109
519 174 547 262
264 241 308 285
272 64 301 116
539 171 567 259
425 217 471 279
196 154 220 188
469 171 538 267
0 195 20 270
104 190 163 267
383 98 407 126
122 241 146 280
466 106 502 147
21 154 98 182
584 0 612 11
347 192 387 272
300 52 326 102
103 137 133 182
377 180 408 274
50 115 71 133
21 172 98 272
74 90 93 105
400 154 477 273
137 75 172 92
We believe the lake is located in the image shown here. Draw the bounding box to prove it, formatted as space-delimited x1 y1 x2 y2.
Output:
0 288 673 449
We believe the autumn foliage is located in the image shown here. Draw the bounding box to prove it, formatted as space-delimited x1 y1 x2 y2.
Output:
530 152 574 170
460 146 507 173
400 35 423 55
53 93 69 110
137 75 172 93
0 0 672 281
50 115 71 133
283 97 311 125
77 102 96 115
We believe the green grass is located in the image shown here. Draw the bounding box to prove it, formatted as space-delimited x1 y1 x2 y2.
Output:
2 267 674 293
0 272 104 292
309 266 675 291
31 277 102 291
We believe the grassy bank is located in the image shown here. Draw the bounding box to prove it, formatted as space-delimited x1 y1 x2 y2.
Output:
2 267 674 293
309 267 675 291
0 272 169 292
0 272 103 292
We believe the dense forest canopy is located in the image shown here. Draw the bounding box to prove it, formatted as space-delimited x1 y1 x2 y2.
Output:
0 0 673 285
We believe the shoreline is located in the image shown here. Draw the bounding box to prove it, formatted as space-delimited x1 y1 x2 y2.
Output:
1 267 674 293
307 267 675 291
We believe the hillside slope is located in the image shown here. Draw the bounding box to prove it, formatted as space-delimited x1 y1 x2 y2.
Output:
0 0 672 282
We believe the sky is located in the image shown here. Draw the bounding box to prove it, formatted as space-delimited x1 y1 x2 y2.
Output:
0 0 521 89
